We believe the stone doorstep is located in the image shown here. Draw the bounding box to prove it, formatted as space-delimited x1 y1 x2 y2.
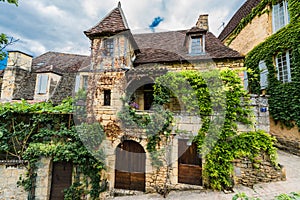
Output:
111 189 144 197
109 184 204 198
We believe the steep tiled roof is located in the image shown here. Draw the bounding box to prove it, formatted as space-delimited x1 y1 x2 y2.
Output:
32 52 90 73
84 3 129 37
133 30 243 64
218 0 261 41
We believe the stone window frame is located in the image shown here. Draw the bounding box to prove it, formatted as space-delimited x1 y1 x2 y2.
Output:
272 0 290 33
275 50 291 83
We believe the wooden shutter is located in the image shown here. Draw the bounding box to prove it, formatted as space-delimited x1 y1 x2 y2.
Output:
74 75 80 92
243 71 248 91
259 60 268 89
37 74 48 94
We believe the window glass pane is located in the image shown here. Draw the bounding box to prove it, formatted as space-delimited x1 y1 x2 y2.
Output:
103 38 114 56
276 51 291 83
272 0 289 32
190 37 203 54
82 75 88 90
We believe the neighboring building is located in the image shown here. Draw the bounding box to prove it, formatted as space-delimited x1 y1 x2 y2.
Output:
0 51 90 103
219 0 300 154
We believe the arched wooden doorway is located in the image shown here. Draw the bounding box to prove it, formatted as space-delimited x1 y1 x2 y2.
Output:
115 140 146 191
178 139 202 185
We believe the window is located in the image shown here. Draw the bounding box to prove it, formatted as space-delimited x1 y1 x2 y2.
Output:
190 36 204 55
276 51 291 83
37 74 48 94
104 90 111 106
272 0 289 33
74 75 80 93
82 75 88 90
243 71 249 91
259 60 268 89
103 38 114 56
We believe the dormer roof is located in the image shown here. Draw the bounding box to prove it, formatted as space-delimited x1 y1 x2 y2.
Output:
186 26 207 35
84 2 129 38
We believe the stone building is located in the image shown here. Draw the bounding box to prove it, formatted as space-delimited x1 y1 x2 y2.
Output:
0 2 286 199
218 0 300 155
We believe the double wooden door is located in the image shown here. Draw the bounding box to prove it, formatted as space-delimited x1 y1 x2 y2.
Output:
115 140 146 191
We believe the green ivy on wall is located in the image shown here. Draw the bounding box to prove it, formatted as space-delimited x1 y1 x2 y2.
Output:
0 99 106 200
244 0 300 129
119 68 278 190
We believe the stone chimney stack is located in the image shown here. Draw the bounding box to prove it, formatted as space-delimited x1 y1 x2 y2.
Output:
196 14 209 31
1 51 33 101
7 51 33 71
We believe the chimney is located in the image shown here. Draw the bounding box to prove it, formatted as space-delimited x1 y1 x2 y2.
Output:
1 51 33 101
196 14 209 31
7 51 33 71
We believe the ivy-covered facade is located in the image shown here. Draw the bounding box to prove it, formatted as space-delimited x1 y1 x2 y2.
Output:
0 1 290 199
219 0 300 154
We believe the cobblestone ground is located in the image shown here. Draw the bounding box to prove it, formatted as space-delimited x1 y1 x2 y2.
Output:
111 150 300 200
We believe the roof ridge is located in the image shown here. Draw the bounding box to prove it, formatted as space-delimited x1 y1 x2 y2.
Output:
43 51 88 57
84 2 129 37
218 0 261 41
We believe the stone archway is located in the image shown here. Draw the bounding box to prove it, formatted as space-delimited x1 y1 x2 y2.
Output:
115 140 146 191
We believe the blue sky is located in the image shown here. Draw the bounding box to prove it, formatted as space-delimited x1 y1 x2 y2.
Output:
0 54 7 70
0 0 245 58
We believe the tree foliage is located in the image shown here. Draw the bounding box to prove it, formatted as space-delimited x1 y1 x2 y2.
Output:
0 99 106 199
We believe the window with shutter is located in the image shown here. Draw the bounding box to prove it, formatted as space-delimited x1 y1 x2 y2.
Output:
74 75 81 93
259 60 268 89
37 74 48 94
243 71 249 91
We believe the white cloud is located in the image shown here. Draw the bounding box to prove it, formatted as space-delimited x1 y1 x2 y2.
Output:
0 0 245 57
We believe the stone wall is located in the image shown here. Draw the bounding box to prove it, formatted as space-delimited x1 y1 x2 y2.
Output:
269 118 300 156
0 161 28 199
13 69 36 100
34 158 52 200
225 11 272 55
233 153 286 187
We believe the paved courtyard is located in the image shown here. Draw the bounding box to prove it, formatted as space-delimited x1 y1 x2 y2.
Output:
112 150 300 200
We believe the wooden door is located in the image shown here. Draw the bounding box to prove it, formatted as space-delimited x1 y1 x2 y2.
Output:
50 161 72 200
115 140 146 191
178 139 202 185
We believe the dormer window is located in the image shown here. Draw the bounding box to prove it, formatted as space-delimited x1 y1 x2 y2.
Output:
103 38 114 56
190 36 204 54
187 34 205 55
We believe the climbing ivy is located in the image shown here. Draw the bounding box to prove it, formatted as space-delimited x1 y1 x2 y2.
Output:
119 68 278 190
244 0 300 129
226 0 297 46
0 99 106 199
